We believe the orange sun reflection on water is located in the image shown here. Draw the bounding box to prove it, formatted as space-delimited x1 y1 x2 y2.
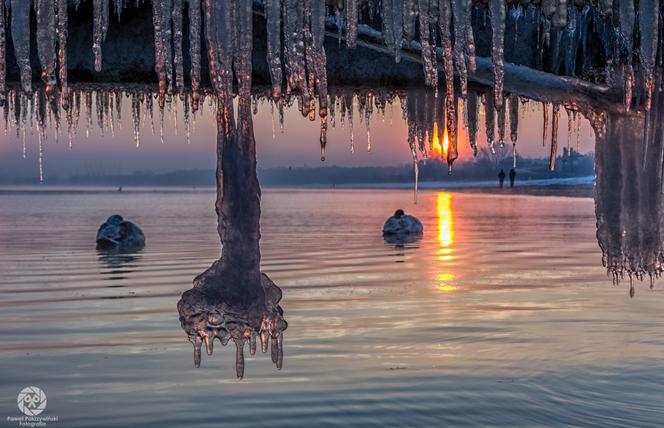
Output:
436 192 456 292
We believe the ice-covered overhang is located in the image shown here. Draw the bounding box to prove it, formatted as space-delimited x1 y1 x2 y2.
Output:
1 0 649 113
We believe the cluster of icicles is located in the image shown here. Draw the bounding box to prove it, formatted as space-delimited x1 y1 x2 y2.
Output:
2 84 588 186
178 286 287 378
0 1 660 152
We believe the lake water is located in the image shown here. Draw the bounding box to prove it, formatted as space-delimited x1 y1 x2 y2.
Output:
1 188 664 427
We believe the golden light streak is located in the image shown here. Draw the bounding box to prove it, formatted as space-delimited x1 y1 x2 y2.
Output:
435 192 456 292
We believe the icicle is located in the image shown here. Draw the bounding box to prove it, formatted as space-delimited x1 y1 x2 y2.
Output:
190 335 202 368
446 94 458 174
566 108 572 154
172 0 185 94
0 0 5 106
489 0 505 110
549 104 559 171
542 102 549 147
203 0 234 96
93 0 110 72
509 94 518 167
266 0 283 98
639 0 659 111
234 338 245 379
418 0 436 87
467 91 478 156
188 0 202 106
346 0 358 48
484 91 495 154
466 2 476 73
312 0 329 143
390 0 404 61
153 0 174 102
403 0 417 42
619 0 635 112
497 94 506 148
10 0 32 94
439 0 453 97
36 0 58 100
552 0 568 29
57 0 69 109
113 0 123 21
451 0 469 97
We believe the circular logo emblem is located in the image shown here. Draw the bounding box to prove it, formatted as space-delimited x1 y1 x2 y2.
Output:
17 386 47 416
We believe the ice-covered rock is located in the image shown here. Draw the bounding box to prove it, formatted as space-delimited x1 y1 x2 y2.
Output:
382 209 423 235
96 214 145 250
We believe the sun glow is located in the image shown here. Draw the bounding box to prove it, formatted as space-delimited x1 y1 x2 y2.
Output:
432 122 449 158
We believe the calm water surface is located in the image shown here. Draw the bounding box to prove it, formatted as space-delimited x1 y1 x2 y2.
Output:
1 189 663 427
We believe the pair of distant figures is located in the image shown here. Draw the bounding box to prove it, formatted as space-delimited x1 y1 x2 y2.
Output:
498 169 516 188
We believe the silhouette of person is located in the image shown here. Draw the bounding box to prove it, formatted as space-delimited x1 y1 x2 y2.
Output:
498 170 506 188
509 168 516 188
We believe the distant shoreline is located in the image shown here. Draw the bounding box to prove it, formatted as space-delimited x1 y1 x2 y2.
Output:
0 182 595 198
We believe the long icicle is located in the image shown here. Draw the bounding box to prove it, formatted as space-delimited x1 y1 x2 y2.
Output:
10 0 32 94
57 0 69 109
489 0 505 110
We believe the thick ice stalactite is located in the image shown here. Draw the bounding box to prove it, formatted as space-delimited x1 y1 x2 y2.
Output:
10 0 32 94
508 93 519 167
619 0 635 112
57 0 69 109
594 86 664 294
417 0 436 88
639 0 659 111
0 0 5 106
466 90 479 155
93 0 110 72
346 0 358 48
36 0 58 98
489 0 506 110
187 0 202 105
438 0 453 97
451 0 469 97
484 90 496 153
265 0 282 99
178 0 285 377
172 0 185 94
549 103 559 171
152 0 174 101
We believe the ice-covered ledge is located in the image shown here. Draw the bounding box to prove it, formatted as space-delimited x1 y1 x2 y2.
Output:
3 1 625 111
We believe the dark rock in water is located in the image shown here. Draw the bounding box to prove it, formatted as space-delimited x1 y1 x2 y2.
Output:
96 214 145 251
382 209 424 236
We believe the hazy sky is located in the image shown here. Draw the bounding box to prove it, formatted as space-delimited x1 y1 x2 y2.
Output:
0 96 596 181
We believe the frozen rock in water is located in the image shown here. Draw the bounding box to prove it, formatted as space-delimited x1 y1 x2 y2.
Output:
383 209 424 235
96 214 146 251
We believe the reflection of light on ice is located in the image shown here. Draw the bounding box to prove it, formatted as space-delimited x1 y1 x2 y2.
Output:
436 193 456 291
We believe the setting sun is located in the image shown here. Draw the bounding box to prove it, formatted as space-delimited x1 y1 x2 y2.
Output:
432 122 449 158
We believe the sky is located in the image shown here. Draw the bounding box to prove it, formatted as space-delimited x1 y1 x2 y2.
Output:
0 95 597 182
